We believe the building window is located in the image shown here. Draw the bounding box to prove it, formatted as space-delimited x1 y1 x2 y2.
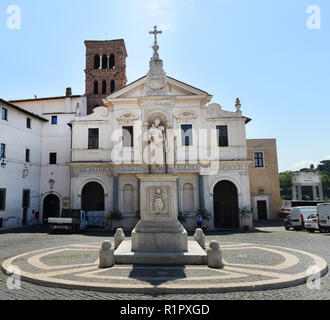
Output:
181 124 193 146
51 116 58 125
0 144 5 158
109 54 115 69
102 80 107 94
216 126 228 147
88 128 99 149
110 80 115 93
102 55 107 70
94 81 99 94
0 218 3 228
49 153 57 165
1 107 8 121
0 189 6 211
254 152 264 168
94 55 100 69
22 190 30 208
26 117 31 129
25 149 30 163
122 126 134 147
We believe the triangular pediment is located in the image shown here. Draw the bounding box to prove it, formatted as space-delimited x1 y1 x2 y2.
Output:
104 75 211 101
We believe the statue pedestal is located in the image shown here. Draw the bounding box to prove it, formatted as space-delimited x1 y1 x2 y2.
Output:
132 174 188 252
115 174 207 264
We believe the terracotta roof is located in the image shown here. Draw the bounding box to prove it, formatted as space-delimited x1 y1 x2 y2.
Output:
9 95 82 103
0 98 48 122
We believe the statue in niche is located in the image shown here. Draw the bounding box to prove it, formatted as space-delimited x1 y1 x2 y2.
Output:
148 117 168 165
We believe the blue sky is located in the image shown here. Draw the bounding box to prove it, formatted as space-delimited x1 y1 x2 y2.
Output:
0 0 329 171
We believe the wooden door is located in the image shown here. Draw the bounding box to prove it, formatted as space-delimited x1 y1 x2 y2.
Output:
257 200 267 220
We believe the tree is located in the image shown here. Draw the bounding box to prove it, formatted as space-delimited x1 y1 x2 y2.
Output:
279 171 293 198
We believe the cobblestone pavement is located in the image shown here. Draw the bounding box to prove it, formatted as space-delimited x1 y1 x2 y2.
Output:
1 223 330 300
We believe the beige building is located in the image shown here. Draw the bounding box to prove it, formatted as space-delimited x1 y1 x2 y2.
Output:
247 139 281 221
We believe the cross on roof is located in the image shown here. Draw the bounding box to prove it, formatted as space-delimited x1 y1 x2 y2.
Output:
149 25 162 45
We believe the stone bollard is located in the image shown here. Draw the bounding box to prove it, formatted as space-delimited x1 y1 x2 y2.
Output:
207 240 223 269
194 228 206 249
99 240 114 268
114 228 125 250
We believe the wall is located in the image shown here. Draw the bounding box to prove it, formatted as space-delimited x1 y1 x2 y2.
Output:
0 103 43 229
247 139 281 220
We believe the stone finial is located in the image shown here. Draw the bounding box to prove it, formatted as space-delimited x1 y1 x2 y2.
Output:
235 98 241 112
114 228 125 250
194 228 206 249
207 240 223 269
99 240 114 268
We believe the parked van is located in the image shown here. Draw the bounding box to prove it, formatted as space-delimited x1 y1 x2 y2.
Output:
289 206 317 231
318 203 330 233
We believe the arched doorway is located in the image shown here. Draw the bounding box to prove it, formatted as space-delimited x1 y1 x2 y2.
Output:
213 180 239 229
43 194 60 223
81 182 105 211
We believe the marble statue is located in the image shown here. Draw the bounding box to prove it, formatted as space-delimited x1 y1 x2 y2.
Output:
148 118 168 165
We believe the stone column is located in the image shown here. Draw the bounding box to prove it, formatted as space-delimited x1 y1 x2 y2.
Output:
137 178 141 212
297 184 302 200
292 184 297 200
199 174 205 211
99 55 103 70
113 175 119 212
107 55 110 69
313 185 318 200
319 184 324 201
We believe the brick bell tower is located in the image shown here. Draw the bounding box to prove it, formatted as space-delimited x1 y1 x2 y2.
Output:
85 39 128 114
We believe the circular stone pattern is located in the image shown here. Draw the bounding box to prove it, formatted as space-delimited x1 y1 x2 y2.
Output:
2 242 328 294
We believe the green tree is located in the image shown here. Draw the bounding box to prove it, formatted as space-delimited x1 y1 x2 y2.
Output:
279 171 293 198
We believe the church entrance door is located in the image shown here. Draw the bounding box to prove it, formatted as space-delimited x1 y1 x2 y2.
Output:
43 195 60 223
213 181 239 229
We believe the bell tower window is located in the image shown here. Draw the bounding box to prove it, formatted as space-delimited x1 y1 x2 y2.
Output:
109 54 115 69
110 80 115 93
102 81 107 94
94 55 100 69
94 81 99 94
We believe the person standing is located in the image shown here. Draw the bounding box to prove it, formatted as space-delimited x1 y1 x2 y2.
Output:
196 213 203 229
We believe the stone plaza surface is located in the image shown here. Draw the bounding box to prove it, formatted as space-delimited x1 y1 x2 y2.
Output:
1 223 330 300
2 237 327 294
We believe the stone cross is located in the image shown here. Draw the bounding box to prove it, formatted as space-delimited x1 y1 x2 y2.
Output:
149 25 162 45
149 26 162 60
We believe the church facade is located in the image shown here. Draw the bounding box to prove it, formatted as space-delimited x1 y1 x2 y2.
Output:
0 30 281 231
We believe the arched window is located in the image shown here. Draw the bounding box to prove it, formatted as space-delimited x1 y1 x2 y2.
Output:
182 183 194 212
93 81 98 94
102 55 107 69
94 55 100 69
109 54 115 69
123 184 134 214
102 80 107 94
110 80 115 93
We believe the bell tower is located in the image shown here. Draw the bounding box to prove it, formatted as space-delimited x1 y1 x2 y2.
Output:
85 39 127 114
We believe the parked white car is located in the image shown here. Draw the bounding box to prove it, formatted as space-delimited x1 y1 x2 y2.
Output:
289 206 317 231
304 214 319 232
318 203 330 233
